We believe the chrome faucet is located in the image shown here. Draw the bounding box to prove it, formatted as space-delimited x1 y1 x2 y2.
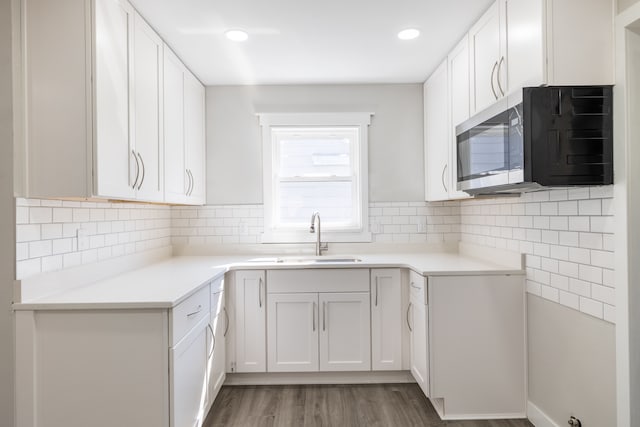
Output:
309 211 329 256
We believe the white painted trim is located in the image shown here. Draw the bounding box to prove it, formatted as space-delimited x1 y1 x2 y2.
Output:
224 370 414 386
14 246 172 303
430 397 527 422
613 4 640 426
527 401 561 427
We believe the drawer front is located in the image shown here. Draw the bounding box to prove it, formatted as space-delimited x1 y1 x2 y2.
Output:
171 285 210 346
268 269 370 293
211 290 224 318
409 270 427 305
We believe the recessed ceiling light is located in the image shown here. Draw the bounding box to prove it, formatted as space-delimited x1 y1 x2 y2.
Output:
398 28 420 40
225 29 249 42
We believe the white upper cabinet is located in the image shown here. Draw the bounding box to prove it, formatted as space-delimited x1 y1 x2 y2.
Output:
424 60 450 202
183 71 207 204
132 14 164 202
469 0 507 115
94 0 135 200
20 0 204 205
506 0 614 89
163 47 188 204
163 48 207 205
447 36 473 200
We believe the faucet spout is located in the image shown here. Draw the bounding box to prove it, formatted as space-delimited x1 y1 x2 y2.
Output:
309 212 327 256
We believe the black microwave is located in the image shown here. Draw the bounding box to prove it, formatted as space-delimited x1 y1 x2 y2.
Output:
455 86 613 194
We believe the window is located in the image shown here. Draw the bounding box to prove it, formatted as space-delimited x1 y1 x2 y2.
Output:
260 113 372 243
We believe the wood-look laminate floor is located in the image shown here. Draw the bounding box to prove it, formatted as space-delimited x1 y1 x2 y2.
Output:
203 384 534 427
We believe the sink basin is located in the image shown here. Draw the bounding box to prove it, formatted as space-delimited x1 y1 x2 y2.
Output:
246 256 362 264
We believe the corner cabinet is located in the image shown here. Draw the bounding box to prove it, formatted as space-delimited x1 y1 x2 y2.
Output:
20 0 205 205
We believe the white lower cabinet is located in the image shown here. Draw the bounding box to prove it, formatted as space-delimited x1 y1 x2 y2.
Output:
370 269 402 370
205 276 226 414
227 270 266 373
14 281 218 427
408 271 429 397
170 315 209 427
319 292 371 371
266 269 371 373
267 293 319 372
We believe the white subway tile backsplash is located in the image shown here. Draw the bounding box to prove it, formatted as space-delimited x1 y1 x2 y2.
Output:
460 186 614 323
15 199 172 279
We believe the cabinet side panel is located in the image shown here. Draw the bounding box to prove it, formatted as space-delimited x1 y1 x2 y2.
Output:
429 275 526 417
548 0 614 85
24 0 90 198
34 310 168 427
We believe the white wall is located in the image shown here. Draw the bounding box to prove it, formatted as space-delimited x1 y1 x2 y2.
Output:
0 0 14 425
206 84 424 205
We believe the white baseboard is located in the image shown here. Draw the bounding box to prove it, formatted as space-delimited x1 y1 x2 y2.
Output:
224 371 415 386
528 401 561 427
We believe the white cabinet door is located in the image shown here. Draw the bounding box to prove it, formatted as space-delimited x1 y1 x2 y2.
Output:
370 269 402 371
424 60 450 201
132 13 164 202
409 296 429 397
163 46 188 204
469 0 507 114
184 70 206 204
319 292 370 371
170 315 209 427
233 270 266 373
207 292 226 412
505 0 545 90
447 36 473 200
94 0 136 200
267 293 319 372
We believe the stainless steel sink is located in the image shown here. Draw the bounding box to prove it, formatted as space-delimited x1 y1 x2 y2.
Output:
275 256 362 264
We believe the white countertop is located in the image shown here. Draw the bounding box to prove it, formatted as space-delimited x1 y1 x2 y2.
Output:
14 251 524 311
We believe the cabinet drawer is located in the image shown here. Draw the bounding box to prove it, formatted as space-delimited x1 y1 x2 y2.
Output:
211 276 225 317
171 285 210 346
409 271 428 305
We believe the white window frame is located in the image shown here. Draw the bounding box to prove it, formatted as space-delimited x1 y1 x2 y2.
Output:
259 112 373 243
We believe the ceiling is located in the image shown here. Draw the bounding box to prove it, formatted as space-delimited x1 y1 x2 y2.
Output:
129 0 494 86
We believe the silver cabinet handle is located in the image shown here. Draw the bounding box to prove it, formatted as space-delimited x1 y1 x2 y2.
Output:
207 323 215 358
187 170 193 196
323 301 327 331
313 301 316 332
186 304 203 318
136 152 145 190
258 277 263 308
410 281 421 290
185 169 191 195
188 169 195 196
497 56 505 96
406 302 413 332
131 150 140 189
375 277 379 307
490 61 499 100
223 307 229 337
441 164 448 193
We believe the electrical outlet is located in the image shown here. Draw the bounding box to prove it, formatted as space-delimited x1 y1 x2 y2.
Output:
77 228 89 251
239 222 249 236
